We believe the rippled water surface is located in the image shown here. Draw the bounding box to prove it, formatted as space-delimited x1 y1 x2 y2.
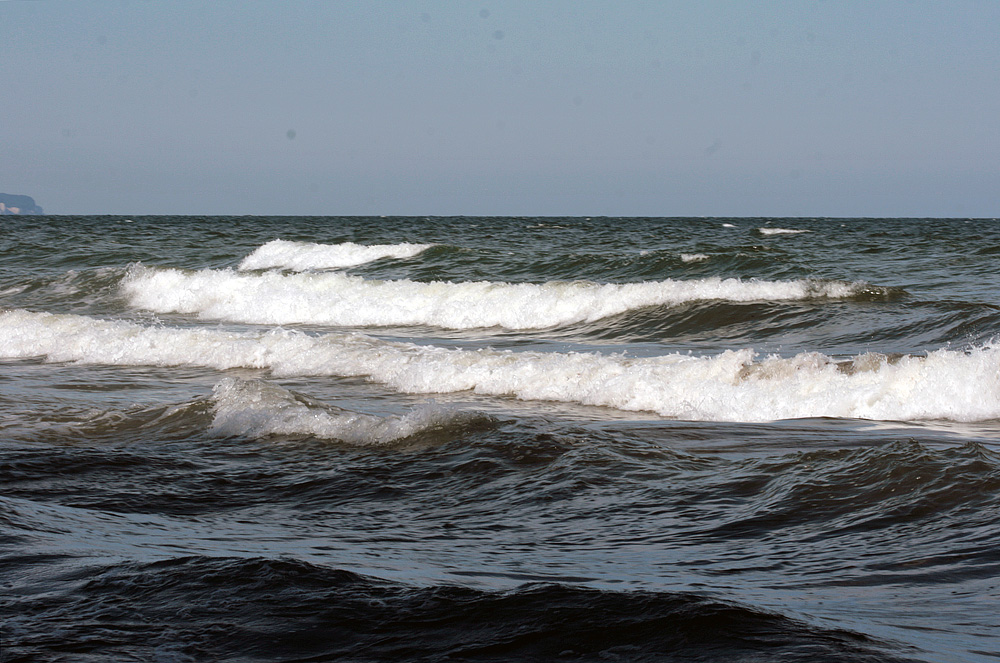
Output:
2 216 1000 662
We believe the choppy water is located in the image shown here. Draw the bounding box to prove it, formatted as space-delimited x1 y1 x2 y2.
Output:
2 216 999 662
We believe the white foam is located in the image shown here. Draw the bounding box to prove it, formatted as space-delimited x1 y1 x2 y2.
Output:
680 253 710 263
3 309 1000 423
210 378 468 444
121 264 879 330
238 239 433 271
757 227 809 235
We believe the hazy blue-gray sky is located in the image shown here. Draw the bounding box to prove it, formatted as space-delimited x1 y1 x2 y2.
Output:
2 1 998 216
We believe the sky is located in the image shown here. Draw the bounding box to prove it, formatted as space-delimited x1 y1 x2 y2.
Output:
2 1 998 217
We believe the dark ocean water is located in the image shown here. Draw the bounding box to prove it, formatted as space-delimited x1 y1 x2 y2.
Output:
2 216 999 662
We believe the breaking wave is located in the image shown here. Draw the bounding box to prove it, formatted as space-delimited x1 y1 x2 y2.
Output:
120 264 893 330
210 378 487 445
680 253 710 263
3 309 999 423
237 239 433 271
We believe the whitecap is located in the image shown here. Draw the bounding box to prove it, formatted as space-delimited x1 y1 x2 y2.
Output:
120 264 885 330
238 239 433 271
4 309 999 424
210 377 474 445
757 227 809 235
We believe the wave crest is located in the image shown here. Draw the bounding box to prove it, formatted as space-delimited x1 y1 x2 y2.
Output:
8 556 905 663
121 264 893 330
238 239 433 271
4 310 1000 423
210 378 486 445
757 227 809 235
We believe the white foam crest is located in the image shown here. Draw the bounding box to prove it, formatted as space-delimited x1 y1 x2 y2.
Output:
238 239 433 271
757 227 809 235
4 309 1000 423
210 378 465 444
680 253 710 263
121 264 875 330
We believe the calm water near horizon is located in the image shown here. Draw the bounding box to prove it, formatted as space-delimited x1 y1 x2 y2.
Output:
2 216 999 662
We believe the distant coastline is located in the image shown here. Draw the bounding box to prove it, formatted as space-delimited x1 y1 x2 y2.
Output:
0 193 44 215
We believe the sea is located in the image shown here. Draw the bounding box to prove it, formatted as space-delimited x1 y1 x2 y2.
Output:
2 215 999 662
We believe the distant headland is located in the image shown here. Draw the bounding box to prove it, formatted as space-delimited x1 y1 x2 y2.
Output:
0 193 44 215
